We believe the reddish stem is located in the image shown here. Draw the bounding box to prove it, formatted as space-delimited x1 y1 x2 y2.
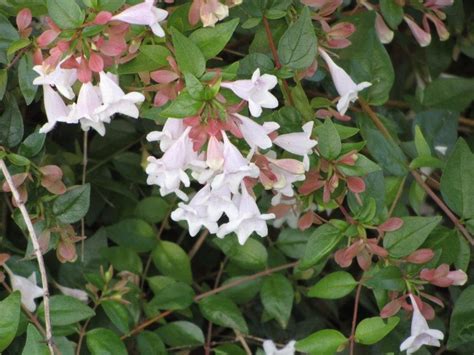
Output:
349 282 363 355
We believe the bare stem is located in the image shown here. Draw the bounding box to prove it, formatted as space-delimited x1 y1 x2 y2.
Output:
81 131 88 262
188 229 209 260
349 282 363 355
0 159 55 354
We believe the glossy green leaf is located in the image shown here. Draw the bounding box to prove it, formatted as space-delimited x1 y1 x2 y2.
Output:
101 246 143 274
107 218 156 253
156 321 205 347
355 316 399 345
308 271 357 299
447 286 474 349
190 18 239 59
296 329 347 355
171 27 206 77
0 95 24 148
21 324 49 355
46 0 85 29
86 328 127 355
38 295 95 326
152 241 193 284
260 274 294 328
52 184 91 224
0 292 21 351
300 224 344 269
199 295 248 333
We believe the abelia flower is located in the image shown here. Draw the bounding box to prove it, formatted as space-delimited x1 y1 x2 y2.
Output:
39 85 76 134
217 184 275 244
211 132 260 193
147 118 185 151
39 165 66 195
263 340 296 355
189 0 230 27
404 16 432 47
221 68 278 117
56 283 89 302
68 82 106 135
233 113 275 149
33 61 77 100
420 264 468 287
111 0 168 37
4 265 44 312
375 12 394 44
400 294 444 354
273 121 317 170
96 71 145 120
319 49 372 115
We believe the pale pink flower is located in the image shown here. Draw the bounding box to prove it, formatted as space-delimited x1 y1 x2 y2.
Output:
147 118 185 151
221 68 278 117
211 132 259 193
234 113 275 149
206 135 225 171
33 61 77 100
217 184 275 245
68 82 106 135
447 270 468 286
39 85 75 134
375 13 394 44
404 16 432 47
111 0 168 37
96 71 145 120
400 294 444 354
56 283 89 302
200 0 229 27
263 340 296 355
319 49 372 115
273 122 317 170
4 265 44 312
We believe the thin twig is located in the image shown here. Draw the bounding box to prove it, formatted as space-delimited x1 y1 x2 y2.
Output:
76 303 99 355
349 282 363 355
81 131 88 263
234 330 252 355
188 229 209 260
122 261 299 339
0 159 54 354
388 176 406 217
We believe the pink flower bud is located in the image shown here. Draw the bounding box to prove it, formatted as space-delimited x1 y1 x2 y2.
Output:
327 22 355 39
405 249 435 264
380 298 402 318
151 70 180 84
33 48 43 65
94 11 112 25
375 13 394 44
404 16 431 47
77 57 92 83
378 217 404 232
347 176 366 193
298 210 315 231
425 13 450 41
16 8 32 31
447 270 468 286
88 52 104 73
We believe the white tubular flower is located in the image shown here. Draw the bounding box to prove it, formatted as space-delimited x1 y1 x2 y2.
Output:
33 61 77 100
111 0 168 37
217 184 275 245
146 118 185 152
200 0 229 27
56 283 89 302
319 49 372 115
68 82 107 136
39 85 75 134
263 340 296 355
400 294 444 354
4 265 44 312
234 113 275 149
273 121 317 170
266 157 306 205
221 68 278 117
146 127 196 200
96 71 145 120
211 132 259 194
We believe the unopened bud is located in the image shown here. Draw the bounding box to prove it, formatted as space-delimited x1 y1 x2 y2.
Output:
405 248 434 264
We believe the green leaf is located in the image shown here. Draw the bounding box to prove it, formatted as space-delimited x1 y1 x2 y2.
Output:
107 218 156 253
134 196 169 224
220 277 262 305
171 27 206 77
148 282 195 310
0 95 24 148
156 321 205 347
0 13 19 64
440 139 474 219
296 329 347 355
38 295 95 326
190 19 239 59
52 184 91 224
355 316 399 345
160 91 203 118
184 73 205 100
101 246 143 274
383 216 441 258
86 328 127 355
0 292 21 351
447 286 474 349
308 271 357 299
338 12 394 105
380 0 404 29
278 6 317 70
237 53 274 77
316 119 342 160
152 241 193 284
18 54 37 105
199 295 248 333
136 331 166 355
423 78 474 111
414 125 431 157
46 0 85 29
276 228 312 259
364 266 405 291
117 45 171 74
0 69 7 100
260 274 294 329
300 224 344 269
213 237 268 271
409 155 444 169
21 324 49 355
18 131 46 157
101 300 130 333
